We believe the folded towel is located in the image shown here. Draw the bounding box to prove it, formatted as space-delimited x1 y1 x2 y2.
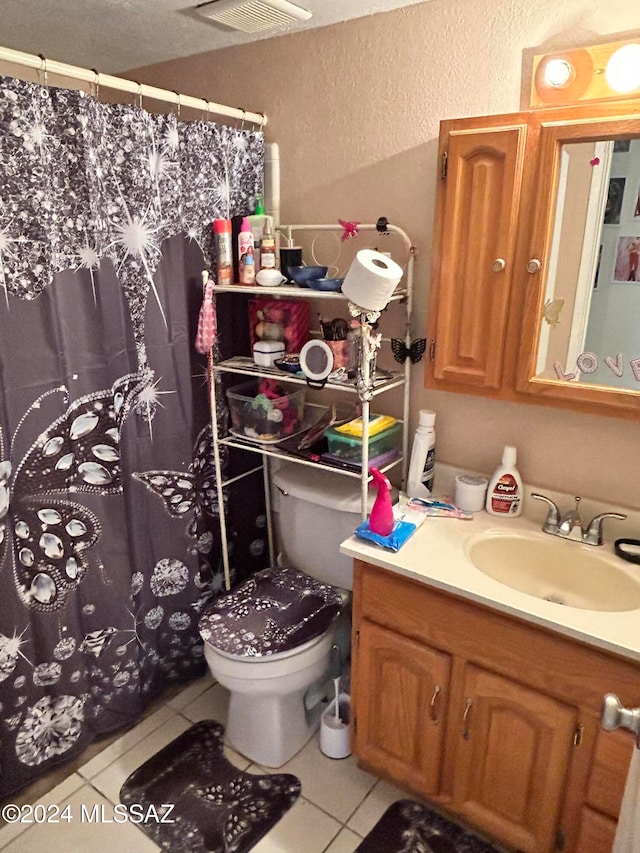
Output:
354 519 417 552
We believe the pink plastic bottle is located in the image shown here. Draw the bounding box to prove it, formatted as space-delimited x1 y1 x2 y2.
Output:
368 467 394 536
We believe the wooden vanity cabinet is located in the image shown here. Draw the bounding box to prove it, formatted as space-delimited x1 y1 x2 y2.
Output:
351 560 639 853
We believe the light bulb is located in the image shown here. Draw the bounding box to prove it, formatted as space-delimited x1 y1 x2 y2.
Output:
543 58 574 88
605 43 640 94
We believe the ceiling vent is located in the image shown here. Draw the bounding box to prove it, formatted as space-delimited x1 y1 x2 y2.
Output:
195 0 312 34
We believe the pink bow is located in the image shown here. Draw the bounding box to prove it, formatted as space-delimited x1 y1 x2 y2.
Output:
338 218 360 241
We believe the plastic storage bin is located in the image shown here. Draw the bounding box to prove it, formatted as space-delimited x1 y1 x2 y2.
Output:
325 420 401 463
226 379 306 442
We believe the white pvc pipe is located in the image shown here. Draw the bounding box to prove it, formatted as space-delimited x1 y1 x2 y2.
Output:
265 142 281 227
0 45 267 127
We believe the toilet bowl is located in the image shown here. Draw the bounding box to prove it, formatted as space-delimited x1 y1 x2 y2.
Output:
204 626 337 767
198 464 362 767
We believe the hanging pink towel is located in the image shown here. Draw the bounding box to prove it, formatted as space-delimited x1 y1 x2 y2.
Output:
196 281 217 354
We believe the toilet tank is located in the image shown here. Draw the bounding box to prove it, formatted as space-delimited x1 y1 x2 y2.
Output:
271 464 366 590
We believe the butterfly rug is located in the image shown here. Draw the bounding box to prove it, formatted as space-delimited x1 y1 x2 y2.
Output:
355 799 502 853
119 720 301 853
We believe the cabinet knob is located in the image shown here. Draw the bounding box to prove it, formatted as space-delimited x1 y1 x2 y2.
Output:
526 258 542 274
601 693 640 747
492 258 506 272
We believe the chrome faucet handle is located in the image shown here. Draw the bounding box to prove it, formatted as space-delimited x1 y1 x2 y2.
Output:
531 493 560 533
583 511 627 546
559 496 583 534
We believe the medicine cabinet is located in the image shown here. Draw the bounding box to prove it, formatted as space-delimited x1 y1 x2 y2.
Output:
425 101 640 419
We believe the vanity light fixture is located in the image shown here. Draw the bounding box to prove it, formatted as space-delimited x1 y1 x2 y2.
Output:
605 43 640 94
543 58 575 89
528 35 640 108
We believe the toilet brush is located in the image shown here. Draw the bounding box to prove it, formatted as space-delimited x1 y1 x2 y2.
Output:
333 677 341 722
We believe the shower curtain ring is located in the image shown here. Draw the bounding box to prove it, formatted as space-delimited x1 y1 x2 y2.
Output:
37 53 49 97
133 81 143 109
202 97 210 122
91 69 100 101
174 91 181 119
240 109 246 131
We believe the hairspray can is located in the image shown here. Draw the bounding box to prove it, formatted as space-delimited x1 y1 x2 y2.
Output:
213 219 233 285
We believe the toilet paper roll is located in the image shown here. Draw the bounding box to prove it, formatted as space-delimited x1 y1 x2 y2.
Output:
341 249 403 312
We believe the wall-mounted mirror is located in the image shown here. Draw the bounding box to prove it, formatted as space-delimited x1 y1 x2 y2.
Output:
535 135 640 392
427 105 640 418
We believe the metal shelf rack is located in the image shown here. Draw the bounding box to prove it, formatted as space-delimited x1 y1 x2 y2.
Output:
209 222 415 589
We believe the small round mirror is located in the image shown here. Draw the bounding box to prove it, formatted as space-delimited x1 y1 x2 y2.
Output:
300 340 333 387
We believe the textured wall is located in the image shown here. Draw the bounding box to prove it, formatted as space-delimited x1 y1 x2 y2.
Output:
130 0 640 508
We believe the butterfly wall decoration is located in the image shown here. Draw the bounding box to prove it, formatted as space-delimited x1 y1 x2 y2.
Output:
0 370 153 612
390 338 427 364
543 298 565 327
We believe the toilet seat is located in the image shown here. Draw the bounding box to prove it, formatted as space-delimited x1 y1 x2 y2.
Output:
198 565 344 659
210 631 326 664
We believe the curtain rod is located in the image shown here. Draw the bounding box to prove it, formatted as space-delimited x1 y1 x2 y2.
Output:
0 45 267 127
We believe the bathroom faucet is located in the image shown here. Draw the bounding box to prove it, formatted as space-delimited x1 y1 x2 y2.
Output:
558 496 584 542
531 493 626 546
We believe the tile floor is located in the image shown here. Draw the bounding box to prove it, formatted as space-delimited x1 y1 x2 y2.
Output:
0 673 410 853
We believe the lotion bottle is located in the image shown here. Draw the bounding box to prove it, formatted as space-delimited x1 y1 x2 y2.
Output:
238 217 253 265
406 409 436 499
485 445 523 517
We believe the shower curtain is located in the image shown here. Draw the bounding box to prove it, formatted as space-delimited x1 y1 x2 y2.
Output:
0 74 265 796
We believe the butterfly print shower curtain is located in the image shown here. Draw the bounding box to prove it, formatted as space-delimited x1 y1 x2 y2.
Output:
0 74 267 795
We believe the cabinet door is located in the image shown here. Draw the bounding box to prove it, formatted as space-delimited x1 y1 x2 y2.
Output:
427 121 528 390
355 620 451 797
452 665 578 853
575 807 617 853
587 727 635 819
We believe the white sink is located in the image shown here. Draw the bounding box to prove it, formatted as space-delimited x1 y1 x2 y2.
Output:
467 531 640 612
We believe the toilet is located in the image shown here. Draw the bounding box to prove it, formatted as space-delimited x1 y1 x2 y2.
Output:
198 464 362 767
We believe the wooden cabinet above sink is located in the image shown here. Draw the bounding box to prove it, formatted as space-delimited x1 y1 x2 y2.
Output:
425 102 640 419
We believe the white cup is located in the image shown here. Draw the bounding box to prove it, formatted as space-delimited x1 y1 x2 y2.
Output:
455 474 488 513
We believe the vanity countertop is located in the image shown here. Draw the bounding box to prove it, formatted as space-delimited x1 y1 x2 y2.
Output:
340 507 640 664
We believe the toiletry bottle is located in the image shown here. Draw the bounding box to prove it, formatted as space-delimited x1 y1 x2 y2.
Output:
240 245 255 284
260 218 277 270
368 467 394 536
486 445 523 516
406 409 436 499
238 217 253 266
213 219 232 285
247 194 273 270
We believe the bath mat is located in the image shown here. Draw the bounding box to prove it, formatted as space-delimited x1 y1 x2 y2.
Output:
119 720 301 853
355 799 501 853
